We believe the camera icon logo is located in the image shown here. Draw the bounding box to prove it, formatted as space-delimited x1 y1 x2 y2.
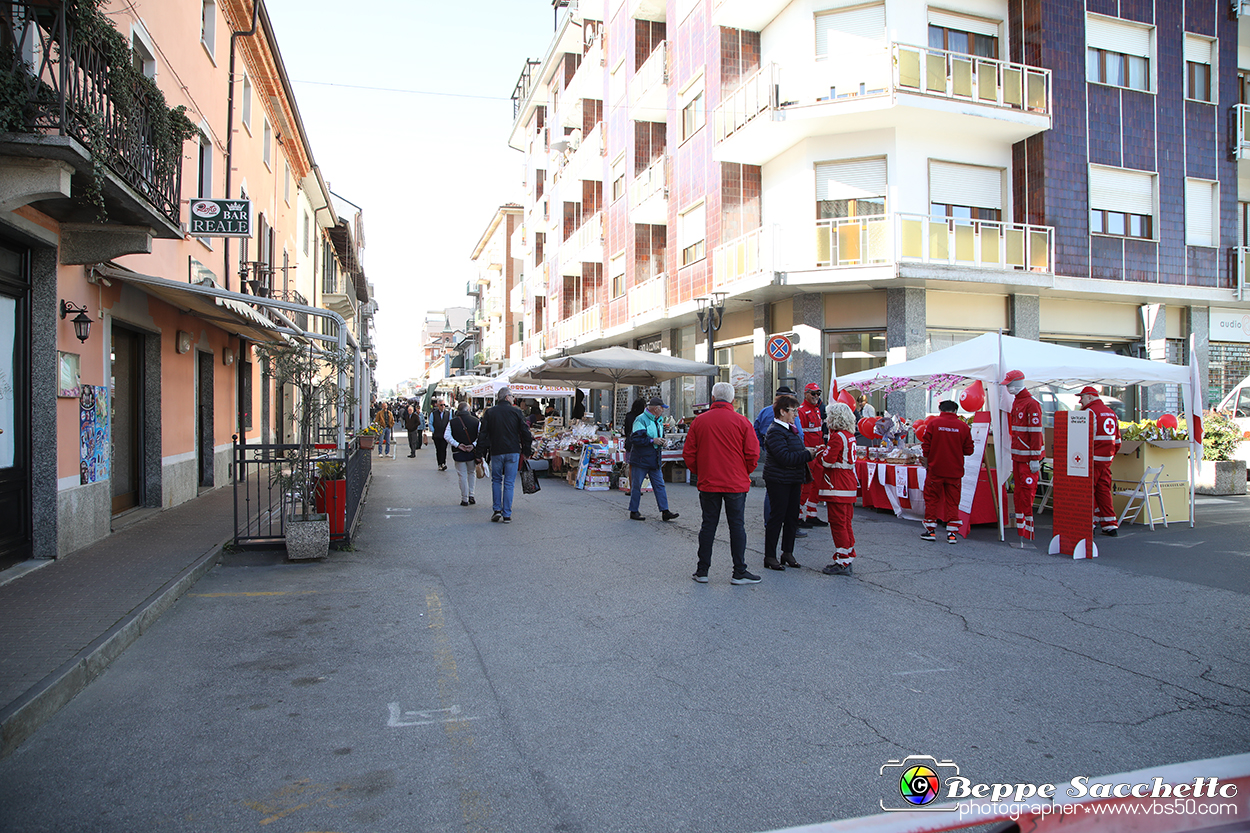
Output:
880 755 960 812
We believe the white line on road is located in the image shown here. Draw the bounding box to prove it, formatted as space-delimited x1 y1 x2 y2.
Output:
387 702 480 728
893 668 956 676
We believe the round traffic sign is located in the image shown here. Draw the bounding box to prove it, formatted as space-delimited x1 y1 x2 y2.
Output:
767 335 792 362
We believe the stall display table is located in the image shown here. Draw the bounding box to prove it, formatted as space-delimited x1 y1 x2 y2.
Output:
855 460 1001 534
1110 441 1191 524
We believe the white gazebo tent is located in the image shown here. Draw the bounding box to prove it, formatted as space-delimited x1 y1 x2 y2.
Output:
467 355 583 400
835 332 1203 540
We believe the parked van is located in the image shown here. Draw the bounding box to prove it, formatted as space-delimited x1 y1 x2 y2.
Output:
1215 376 1250 435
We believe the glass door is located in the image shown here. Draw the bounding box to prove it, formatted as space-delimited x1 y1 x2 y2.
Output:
0 243 30 567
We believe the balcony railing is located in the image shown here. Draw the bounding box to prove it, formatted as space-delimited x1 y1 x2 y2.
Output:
575 211 603 259
630 157 666 207
628 274 666 319
3 0 185 226
271 289 310 331
814 213 1053 272
893 44 1050 114
1235 105 1250 160
1235 247 1249 301
554 305 602 345
510 282 524 314
715 64 778 143
630 41 668 116
712 227 768 290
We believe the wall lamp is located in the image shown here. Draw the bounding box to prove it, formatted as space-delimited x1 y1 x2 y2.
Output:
60 300 93 343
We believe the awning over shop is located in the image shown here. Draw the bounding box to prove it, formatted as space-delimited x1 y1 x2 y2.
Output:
95 264 287 343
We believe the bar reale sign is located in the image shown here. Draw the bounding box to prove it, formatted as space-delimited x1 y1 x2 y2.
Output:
188 198 252 238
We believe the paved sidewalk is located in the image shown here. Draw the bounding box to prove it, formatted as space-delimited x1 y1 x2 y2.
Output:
0 485 239 758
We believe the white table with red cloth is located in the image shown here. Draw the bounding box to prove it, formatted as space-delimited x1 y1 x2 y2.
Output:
855 460 1001 536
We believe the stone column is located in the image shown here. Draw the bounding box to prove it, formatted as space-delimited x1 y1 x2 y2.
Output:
752 301 771 414
1189 306 1210 409
1141 304 1167 417
1009 294 1040 340
791 292 824 390
31 246 58 559
886 287 927 418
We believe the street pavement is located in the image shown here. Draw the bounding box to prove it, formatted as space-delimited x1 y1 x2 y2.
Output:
0 437 1247 832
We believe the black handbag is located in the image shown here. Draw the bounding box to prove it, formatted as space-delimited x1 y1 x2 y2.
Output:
519 457 541 495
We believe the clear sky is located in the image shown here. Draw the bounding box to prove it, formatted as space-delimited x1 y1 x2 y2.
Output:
264 0 560 389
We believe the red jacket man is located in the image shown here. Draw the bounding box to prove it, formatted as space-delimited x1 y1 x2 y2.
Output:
1080 386 1122 535
797 383 826 525
921 401 974 543
1005 370 1044 541
683 384 761 584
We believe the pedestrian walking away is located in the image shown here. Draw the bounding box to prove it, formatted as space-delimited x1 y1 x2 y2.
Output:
404 404 424 457
761 392 811 571
374 402 395 457
920 400 974 545
683 381 761 584
446 401 481 506
431 398 451 471
627 396 679 522
813 402 859 575
1080 386 1122 536
477 386 533 523
797 383 827 526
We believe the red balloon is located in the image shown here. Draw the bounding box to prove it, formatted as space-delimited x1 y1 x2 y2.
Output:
1157 413 1178 430
857 417 875 437
914 421 929 442
959 380 985 412
837 390 856 408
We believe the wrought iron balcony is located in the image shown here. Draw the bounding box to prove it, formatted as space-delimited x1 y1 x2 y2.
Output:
1 0 186 232
270 289 310 332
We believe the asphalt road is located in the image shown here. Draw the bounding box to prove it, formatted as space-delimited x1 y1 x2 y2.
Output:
1 452 1247 832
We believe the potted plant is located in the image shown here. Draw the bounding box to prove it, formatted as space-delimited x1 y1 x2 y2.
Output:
314 459 347 536
1196 410 1246 495
255 340 356 560
357 424 379 450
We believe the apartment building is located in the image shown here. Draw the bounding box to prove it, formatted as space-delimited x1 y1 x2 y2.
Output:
504 0 1250 423
468 204 524 376
0 0 374 563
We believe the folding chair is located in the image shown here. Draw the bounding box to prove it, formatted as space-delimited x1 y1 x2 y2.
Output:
1115 465 1167 530
1035 459 1054 512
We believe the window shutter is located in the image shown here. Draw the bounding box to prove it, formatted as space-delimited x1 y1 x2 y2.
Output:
928 10 999 37
680 202 706 249
1089 166 1154 215
1185 179 1216 246
1086 15 1151 59
1184 35 1212 65
816 158 887 201
816 4 885 57
929 161 1003 209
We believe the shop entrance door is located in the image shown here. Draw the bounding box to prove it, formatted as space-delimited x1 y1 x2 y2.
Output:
0 243 31 568
197 351 213 488
110 327 144 514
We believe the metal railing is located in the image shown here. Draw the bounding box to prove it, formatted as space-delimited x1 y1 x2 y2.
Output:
554 305 602 345
630 157 666 206
893 43 1050 115
1235 105 1250 160
1235 247 1248 300
814 213 1053 272
270 289 309 331
714 63 778 143
712 227 766 289
2 0 184 225
630 41 668 110
233 438 371 547
628 274 666 319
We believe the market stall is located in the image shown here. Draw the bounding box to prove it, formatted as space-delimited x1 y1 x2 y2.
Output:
836 332 1203 540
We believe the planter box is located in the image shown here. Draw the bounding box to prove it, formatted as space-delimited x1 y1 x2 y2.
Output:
1195 459 1247 495
357 436 376 450
314 478 346 535
1111 442 1191 524
286 513 329 560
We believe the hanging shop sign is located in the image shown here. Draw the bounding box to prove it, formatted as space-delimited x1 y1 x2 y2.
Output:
188 198 253 238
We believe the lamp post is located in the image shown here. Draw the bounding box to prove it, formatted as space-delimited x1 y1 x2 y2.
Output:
694 291 727 401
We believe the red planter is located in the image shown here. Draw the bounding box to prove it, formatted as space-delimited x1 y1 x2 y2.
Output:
314 478 346 535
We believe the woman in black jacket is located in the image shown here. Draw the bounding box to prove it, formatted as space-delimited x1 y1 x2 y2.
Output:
762 394 815 571
447 401 481 506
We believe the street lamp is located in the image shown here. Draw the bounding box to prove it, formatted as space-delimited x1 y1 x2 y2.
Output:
694 292 727 367
59 300 93 343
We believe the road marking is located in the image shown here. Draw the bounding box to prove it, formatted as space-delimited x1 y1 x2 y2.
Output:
894 668 956 676
1149 541 1202 548
387 702 479 727
189 591 318 597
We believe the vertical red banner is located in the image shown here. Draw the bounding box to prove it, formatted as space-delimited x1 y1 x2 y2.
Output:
1049 411 1096 558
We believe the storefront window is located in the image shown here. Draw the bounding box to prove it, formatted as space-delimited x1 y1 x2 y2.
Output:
678 324 697 418
826 330 886 413
716 341 755 418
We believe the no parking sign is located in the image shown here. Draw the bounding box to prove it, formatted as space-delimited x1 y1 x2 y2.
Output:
767 335 792 362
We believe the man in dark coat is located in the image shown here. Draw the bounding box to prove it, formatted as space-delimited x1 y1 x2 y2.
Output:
404 404 424 457
476 386 533 523
430 398 452 471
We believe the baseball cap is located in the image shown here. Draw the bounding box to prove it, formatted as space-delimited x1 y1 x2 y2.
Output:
1002 370 1025 385
804 383 821 393
1079 386 1100 396
647 395 667 408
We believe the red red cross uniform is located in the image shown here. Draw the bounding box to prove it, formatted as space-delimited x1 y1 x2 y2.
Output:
814 429 858 565
1008 389 1045 540
921 412 974 538
797 399 824 521
1083 396 1122 533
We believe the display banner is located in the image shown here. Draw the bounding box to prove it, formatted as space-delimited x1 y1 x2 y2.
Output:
958 417 990 515
1066 410 1090 478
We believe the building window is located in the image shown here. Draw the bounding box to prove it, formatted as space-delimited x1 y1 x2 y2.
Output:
1089 165 1155 240
201 0 217 59
1185 178 1218 247
816 158 886 218
928 16 998 58
611 154 625 202
929 160 1003 220
241 75 252 131
1185 35 1214 103
680 75 705 142
284 162 291 205
678 202 706 267
197 130 212 199
131 27 156 78
1089 209 1152 239
610 253 625 298
1086 14 1152 92
302 211 310 256
815 4 884 60
263 118 272 169
930 204 1001 222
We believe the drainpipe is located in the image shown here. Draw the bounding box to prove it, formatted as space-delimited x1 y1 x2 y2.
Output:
223 0 261 291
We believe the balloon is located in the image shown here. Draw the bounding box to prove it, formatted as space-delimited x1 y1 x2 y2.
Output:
959 380 985 412
837 390 856 408
1157 413 1178 430
914 420 929 442
857 417 875 437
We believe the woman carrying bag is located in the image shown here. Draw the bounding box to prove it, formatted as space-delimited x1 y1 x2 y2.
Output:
446 401 481 507
762 393 815 571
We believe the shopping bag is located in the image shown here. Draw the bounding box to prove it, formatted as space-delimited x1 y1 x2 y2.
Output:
475 460 486 479
519 458 541 495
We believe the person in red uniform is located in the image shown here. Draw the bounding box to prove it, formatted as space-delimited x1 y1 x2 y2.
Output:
1079 385 1122 537
920 399 974 544
797 382 827 527
1004 369 1044 541
813 401 859 575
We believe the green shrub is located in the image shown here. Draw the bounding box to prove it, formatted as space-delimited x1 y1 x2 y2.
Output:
1201 410 1242 462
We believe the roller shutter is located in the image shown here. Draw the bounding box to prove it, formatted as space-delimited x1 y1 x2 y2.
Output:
928 9 999 37
1185 179 1216 247
1088 165 1154 215
816 158 887 201
1086 15 1151 59
816 4 885 57
929 161 1003 209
